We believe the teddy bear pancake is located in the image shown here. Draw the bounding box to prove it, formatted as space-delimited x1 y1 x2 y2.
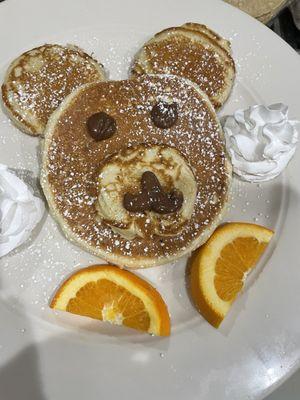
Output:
41 74 231 268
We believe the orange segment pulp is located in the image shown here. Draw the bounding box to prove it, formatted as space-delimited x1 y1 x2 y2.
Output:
190 223 274 328
51 265 170 336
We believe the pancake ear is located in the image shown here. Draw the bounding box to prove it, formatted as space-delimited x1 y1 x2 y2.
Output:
131 23 235 109
1 44 106 136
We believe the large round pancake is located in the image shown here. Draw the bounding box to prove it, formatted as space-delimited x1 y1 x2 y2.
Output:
1 44 106 136
41 74 232 268
132 23 235 109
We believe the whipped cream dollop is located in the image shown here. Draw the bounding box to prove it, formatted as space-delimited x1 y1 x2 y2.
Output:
0 164 45 257
223 103 299 182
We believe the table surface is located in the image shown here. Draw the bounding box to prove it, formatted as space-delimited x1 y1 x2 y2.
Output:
224 0 291 23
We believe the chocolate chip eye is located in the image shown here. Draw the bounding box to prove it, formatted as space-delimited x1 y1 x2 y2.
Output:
86 112 117 141
150 101 178 129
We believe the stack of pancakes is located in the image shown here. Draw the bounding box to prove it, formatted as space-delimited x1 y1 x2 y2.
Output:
1 23 235 268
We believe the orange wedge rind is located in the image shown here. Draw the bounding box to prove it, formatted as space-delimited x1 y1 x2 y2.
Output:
51 265 170 336
190 222 274 328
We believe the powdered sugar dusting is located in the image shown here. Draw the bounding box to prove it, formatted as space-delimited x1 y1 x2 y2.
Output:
132 25 235 108
43 74 230 264
2 44 105 133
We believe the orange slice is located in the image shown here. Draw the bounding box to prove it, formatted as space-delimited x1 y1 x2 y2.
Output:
51 265 170 336
190 222 274 328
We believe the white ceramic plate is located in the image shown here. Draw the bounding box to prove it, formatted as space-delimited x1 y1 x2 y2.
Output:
0 0 300 399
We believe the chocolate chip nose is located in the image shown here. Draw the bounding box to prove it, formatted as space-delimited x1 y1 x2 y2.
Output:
123 191 152 213
123 171 184 214
141 171 162 194
151 190 184 214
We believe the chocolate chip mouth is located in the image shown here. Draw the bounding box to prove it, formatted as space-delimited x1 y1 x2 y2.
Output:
123 171 183 214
